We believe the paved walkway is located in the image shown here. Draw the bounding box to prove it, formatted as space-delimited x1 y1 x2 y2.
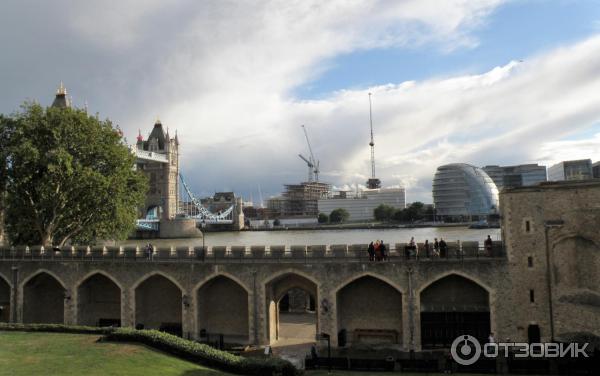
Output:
271 312 317 368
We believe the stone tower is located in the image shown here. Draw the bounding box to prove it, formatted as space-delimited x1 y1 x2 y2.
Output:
136 120 179 220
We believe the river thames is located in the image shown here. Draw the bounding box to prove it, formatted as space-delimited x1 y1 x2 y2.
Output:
117 227 501 247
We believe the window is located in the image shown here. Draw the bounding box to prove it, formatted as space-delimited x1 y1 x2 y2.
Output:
525 220 531 232
529 289 535 303
527 256 533 268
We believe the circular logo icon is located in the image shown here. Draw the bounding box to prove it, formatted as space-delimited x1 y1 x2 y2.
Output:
451 335 481 365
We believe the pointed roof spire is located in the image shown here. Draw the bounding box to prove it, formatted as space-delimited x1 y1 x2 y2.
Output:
57 81 67 95
52 82 71 108
137 129 143 142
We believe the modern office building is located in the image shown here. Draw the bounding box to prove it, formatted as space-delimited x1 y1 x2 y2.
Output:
482 164 547 190
593 161 600 178
318 188 406 221
432 163 499 220
547 159 592 181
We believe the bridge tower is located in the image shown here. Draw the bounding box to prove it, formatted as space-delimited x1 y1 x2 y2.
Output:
136 120 179 220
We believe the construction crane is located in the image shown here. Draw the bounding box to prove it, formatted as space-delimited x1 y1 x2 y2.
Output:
366 92 381 189
298 154 315 182
299 124 320 182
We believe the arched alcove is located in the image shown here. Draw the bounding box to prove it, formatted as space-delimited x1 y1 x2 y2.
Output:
336 275 403 346
135 274 182 336
23 272 65 324
420 274 490 348
196 275 249 344
77 273 121 326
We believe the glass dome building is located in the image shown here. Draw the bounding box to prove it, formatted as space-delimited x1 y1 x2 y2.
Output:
432 163 499 220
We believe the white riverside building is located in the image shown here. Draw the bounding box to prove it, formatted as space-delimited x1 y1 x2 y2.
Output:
318 188 406 221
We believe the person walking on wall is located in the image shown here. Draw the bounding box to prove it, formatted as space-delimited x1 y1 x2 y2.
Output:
433 238 440 257
423 239 430 258
439 238 447 258
484 235 493 257
368 241 375 261
380 240 387 261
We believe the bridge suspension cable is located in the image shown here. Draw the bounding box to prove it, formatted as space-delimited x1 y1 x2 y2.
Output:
178 174 235 223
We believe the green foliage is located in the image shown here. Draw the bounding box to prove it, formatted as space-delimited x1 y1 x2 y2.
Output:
373 204 395 222
317 212 329 223
106 328 300 376
0 322 113 334
0 324 300 376
0 331 228 376
389 202 433 223
0 102 148 246
329 208 349 223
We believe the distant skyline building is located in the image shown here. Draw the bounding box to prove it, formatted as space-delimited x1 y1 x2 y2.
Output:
482 164 547 190
592 161 600 179
548 159 592 181
432 163 499 220
318 187 406 221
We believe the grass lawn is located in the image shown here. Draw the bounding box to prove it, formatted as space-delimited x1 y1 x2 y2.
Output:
0 331 233 376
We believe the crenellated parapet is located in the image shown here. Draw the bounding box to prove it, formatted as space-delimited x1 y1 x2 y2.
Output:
0 241 505 262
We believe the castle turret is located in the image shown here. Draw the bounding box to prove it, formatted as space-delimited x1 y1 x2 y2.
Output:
51 82 71 108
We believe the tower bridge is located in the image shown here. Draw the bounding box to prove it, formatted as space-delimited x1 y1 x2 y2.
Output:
133 120 244 237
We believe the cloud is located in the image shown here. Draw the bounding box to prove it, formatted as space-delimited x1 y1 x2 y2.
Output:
3 0 599 204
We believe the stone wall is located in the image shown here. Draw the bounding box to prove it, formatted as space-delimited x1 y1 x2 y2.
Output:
0 259 510 349
2 178 599 351
500 180 600 343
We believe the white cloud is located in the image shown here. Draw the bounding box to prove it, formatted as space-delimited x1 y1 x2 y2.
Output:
4 0 600 204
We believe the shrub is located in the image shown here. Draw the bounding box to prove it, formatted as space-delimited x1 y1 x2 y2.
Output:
105 328 300 376
329 208 349 223
0 324 300 376
0 323 113 334
317 212 329 223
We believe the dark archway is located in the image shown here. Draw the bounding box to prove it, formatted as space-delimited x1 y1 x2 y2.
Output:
0 276 10 322
197 276 249 344
135 274 182 336
265 273 318 344
77 273 121 326
336 276 403 346
23 272 65 324
420 274 490 349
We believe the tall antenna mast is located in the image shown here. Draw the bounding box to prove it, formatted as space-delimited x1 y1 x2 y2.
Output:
366 92 381 189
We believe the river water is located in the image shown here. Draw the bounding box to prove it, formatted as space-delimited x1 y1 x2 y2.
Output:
118 227 501 247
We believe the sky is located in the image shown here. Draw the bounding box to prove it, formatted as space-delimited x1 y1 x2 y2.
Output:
1 0 600 204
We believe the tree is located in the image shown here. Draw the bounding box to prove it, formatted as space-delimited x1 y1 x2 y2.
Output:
1 102 148 246
329 208 349 223
373 204 395 222
318 212 329 224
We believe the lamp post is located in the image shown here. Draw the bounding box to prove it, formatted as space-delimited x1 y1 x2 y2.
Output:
201 220 206 262
544 219 564 342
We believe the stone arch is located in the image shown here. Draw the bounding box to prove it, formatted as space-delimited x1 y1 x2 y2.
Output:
0 273 11 323
264 270 319 344
416 270 494 297
22 270 66 324
133 272 183 336
418 272 492 349
75 271 122 327
195 274 250 344
333 272 405 296
131 271 185 292
336 274 404 346
551 235 600 292
194 272 251 295
20 269 67 291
